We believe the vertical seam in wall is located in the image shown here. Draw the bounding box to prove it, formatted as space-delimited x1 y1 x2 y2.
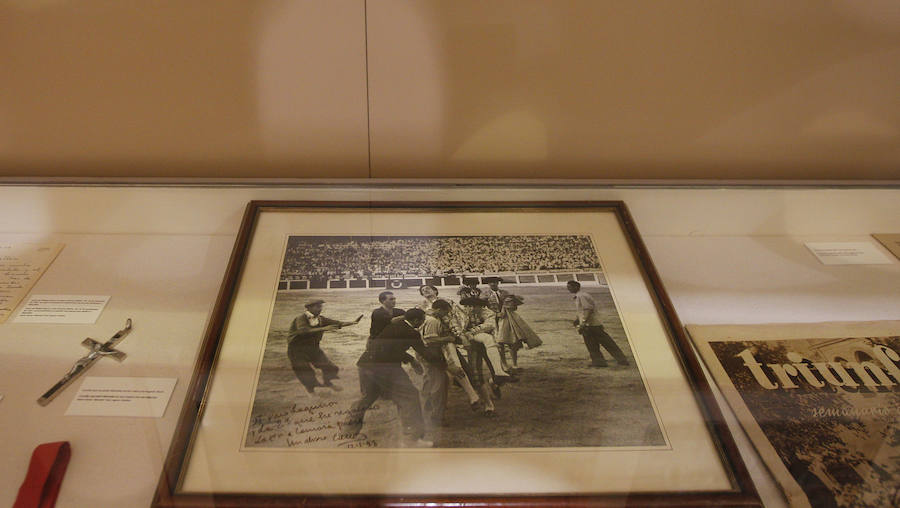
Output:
364 0 372 178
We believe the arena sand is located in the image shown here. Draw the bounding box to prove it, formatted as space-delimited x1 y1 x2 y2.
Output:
246 285 665 449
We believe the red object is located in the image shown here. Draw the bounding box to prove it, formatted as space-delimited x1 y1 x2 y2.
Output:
13 441 71 508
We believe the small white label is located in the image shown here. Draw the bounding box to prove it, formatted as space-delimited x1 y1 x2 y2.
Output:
805 242 893 265
14 295 110 324
65 377 177 418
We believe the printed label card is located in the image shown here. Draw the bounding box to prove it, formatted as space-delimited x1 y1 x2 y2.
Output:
14 295 110 324
804 241 893 265
65 377 177 418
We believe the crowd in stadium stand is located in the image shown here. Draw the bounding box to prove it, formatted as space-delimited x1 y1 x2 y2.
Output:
281 235 599 280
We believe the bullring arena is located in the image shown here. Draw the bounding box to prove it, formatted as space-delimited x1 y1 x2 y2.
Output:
244 235 666 449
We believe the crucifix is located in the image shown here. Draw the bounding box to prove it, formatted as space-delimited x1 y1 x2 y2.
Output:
37 318 133 406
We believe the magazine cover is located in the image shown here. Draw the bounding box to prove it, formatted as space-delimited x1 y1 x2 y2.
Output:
689 321 900 508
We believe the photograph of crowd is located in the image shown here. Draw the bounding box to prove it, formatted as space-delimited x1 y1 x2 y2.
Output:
245 235 665 449
280 235 601 280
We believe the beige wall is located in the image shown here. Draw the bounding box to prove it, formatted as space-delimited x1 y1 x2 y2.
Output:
0 1 369 178
1 1 898 180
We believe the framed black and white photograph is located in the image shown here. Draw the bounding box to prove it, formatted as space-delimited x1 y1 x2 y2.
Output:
153 201 759 507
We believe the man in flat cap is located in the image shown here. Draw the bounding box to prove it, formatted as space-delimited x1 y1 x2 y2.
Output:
287 299 362 394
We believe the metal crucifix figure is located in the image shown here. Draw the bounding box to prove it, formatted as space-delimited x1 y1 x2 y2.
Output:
37 318 133 406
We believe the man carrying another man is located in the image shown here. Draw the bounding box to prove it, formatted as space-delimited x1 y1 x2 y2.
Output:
344 308 441 448
419 299 483 433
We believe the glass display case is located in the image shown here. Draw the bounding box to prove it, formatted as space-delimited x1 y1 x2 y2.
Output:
1 182 898 508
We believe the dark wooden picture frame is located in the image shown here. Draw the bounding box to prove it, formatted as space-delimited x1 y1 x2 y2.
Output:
153 200 760 507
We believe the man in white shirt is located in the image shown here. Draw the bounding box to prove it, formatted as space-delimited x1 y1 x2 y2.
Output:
567 280 629 367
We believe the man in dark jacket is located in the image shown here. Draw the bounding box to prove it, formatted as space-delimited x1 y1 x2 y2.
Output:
287 299 361 394
343 308 440 447
368 291 404 344
482 276 510 314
